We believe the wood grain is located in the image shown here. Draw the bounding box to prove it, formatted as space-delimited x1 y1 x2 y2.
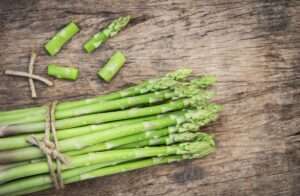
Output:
0 0 299 195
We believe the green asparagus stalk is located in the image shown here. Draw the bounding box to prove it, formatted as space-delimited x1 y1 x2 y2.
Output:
56 79 211 120
56 90 176 119
47 64 79 81
0 106 43 117
0 98 193 136
0 163 27 172
70 145 215 183
4 160 125 196
44 22 80 56
66 128 172 156
0 101 219 163
121 132 207 148
98 51 126 82
0 136 215 194
67 130 207 156
84 16 131 53
11 156 185 196
0 112 182 150
10 155 188 196
0 113 180 163
0 69 193 126
0 107 47 124
57 68 193 111
4 86 214 136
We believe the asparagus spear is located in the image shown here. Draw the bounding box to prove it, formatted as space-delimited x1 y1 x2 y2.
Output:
98 51 126 82
67 131 207 156
10 155 191 196
56 68 192 110
47 64 79 81
121 132 206 148
0 112 182 150
0 136 215 194
84 16 131 53
0 96 200 136
56 79 211 120
66 127 173 156
0 101 219 163
11 155 193 196
44 22 80 56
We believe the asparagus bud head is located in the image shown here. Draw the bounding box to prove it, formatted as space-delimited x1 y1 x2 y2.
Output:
183 91 215 107
140 69 192 93
106 16 131 37
190 75 216 88
175 104 221 132
177 134 215 157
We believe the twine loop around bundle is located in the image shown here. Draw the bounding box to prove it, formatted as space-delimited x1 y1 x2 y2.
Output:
27 101 68 189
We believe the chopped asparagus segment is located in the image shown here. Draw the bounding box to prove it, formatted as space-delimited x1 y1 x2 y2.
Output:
47 64 79 81
84 16 131 53
98 51 126 82
44 22 80 56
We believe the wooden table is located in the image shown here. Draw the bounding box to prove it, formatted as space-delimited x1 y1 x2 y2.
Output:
0 0 299 195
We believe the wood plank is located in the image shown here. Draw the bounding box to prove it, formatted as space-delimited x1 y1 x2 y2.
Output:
0 0 299 195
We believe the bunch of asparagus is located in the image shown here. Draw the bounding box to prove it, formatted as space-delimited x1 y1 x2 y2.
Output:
0 69 221 196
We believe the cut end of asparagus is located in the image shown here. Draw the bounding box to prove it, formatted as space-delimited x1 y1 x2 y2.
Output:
0 126 18 137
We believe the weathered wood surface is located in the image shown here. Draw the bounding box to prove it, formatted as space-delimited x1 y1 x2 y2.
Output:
0 0 299 195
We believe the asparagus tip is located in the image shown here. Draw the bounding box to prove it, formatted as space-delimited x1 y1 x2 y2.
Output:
166 69 192 80
177 134 215 155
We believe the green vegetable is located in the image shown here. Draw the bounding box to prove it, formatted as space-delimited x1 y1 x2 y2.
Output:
121 132 206 148
11 156 188 196
1 98 194 135
97 51 126 82
0 104 220 163
44 22 80 56
84 16 131 53
47 64 79 81
0 113 180 150
0 69 221 196
66 128 172 156
0 135 215 194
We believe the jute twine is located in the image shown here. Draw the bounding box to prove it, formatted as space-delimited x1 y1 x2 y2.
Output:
27 101 68 189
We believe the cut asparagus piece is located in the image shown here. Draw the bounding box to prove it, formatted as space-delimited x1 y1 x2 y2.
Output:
47 64 79 81
98 51 126 82
84 16 131 53
44 22 80 56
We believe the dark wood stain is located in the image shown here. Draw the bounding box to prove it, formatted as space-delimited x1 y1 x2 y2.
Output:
256 0 290 32
0 0 299 195
172 162 206 184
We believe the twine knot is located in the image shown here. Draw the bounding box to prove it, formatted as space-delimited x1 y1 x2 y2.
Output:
27 101 68 189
